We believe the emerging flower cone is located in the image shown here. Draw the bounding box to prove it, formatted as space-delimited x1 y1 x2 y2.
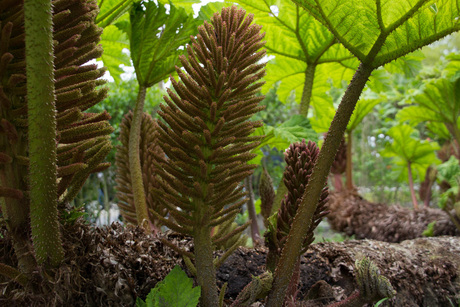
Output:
265 140 329 302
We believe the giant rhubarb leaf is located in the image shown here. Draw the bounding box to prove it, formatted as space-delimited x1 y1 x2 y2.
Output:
380 124 440 181
398 77 460 142
97 0 134 28
127 1 200 87
292 0 460 68
236 0 356 112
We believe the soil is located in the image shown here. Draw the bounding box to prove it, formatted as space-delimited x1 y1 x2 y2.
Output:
1 220 459 306
327 190 460 242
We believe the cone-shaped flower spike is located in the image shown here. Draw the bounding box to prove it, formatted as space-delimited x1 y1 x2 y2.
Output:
151 6 266 306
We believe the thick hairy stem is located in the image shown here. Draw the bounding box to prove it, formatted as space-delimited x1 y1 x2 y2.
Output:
194 225 219 307
128 85 150 230
25 0 64 267
407 161 419 210
266 63 374 307
245 176 261 245
345 130 353 190
285 259 301 303
299 63 316 116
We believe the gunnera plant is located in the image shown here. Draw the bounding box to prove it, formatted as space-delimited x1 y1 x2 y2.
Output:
265 140 329 302
115 111 166 232
150 6 266 306
0 0 111 283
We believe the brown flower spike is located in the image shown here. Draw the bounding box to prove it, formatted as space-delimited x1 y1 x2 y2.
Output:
151 6 266 306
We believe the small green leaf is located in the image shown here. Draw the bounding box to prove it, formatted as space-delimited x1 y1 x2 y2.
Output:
273 115 318 146
422 221 436 237
137 266 201 307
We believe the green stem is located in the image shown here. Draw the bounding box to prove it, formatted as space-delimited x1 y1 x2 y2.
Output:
128 85 150 230
345 130 354 190
245 176 261 245
25 0 64 267
299 63 316 116
407 161 419 210
102 171 110 224
194 225 219 307
266 63 374 307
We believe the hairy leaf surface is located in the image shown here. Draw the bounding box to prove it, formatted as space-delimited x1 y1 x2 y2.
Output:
127 2 199 86
97 0 134 28
236 0 356 106
99 24 130 83
292 0 460 67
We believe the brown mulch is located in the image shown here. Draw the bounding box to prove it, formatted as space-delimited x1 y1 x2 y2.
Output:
0 222 187 306
1 221 459 306
327 190 460 242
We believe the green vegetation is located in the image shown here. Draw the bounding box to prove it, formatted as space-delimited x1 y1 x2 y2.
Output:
136 266 201 307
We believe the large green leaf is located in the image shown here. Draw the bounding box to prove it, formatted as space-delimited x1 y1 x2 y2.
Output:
309 98 335 133
197 2 227 20
397 77 460 140
310 97 382 133
348 98 382 131
444 53 460 79
167 0 201 15
292 0 460 68
99 24 131 83
380 124 440 181
97 0 134 28
235 0 356 107
127 1 200 87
